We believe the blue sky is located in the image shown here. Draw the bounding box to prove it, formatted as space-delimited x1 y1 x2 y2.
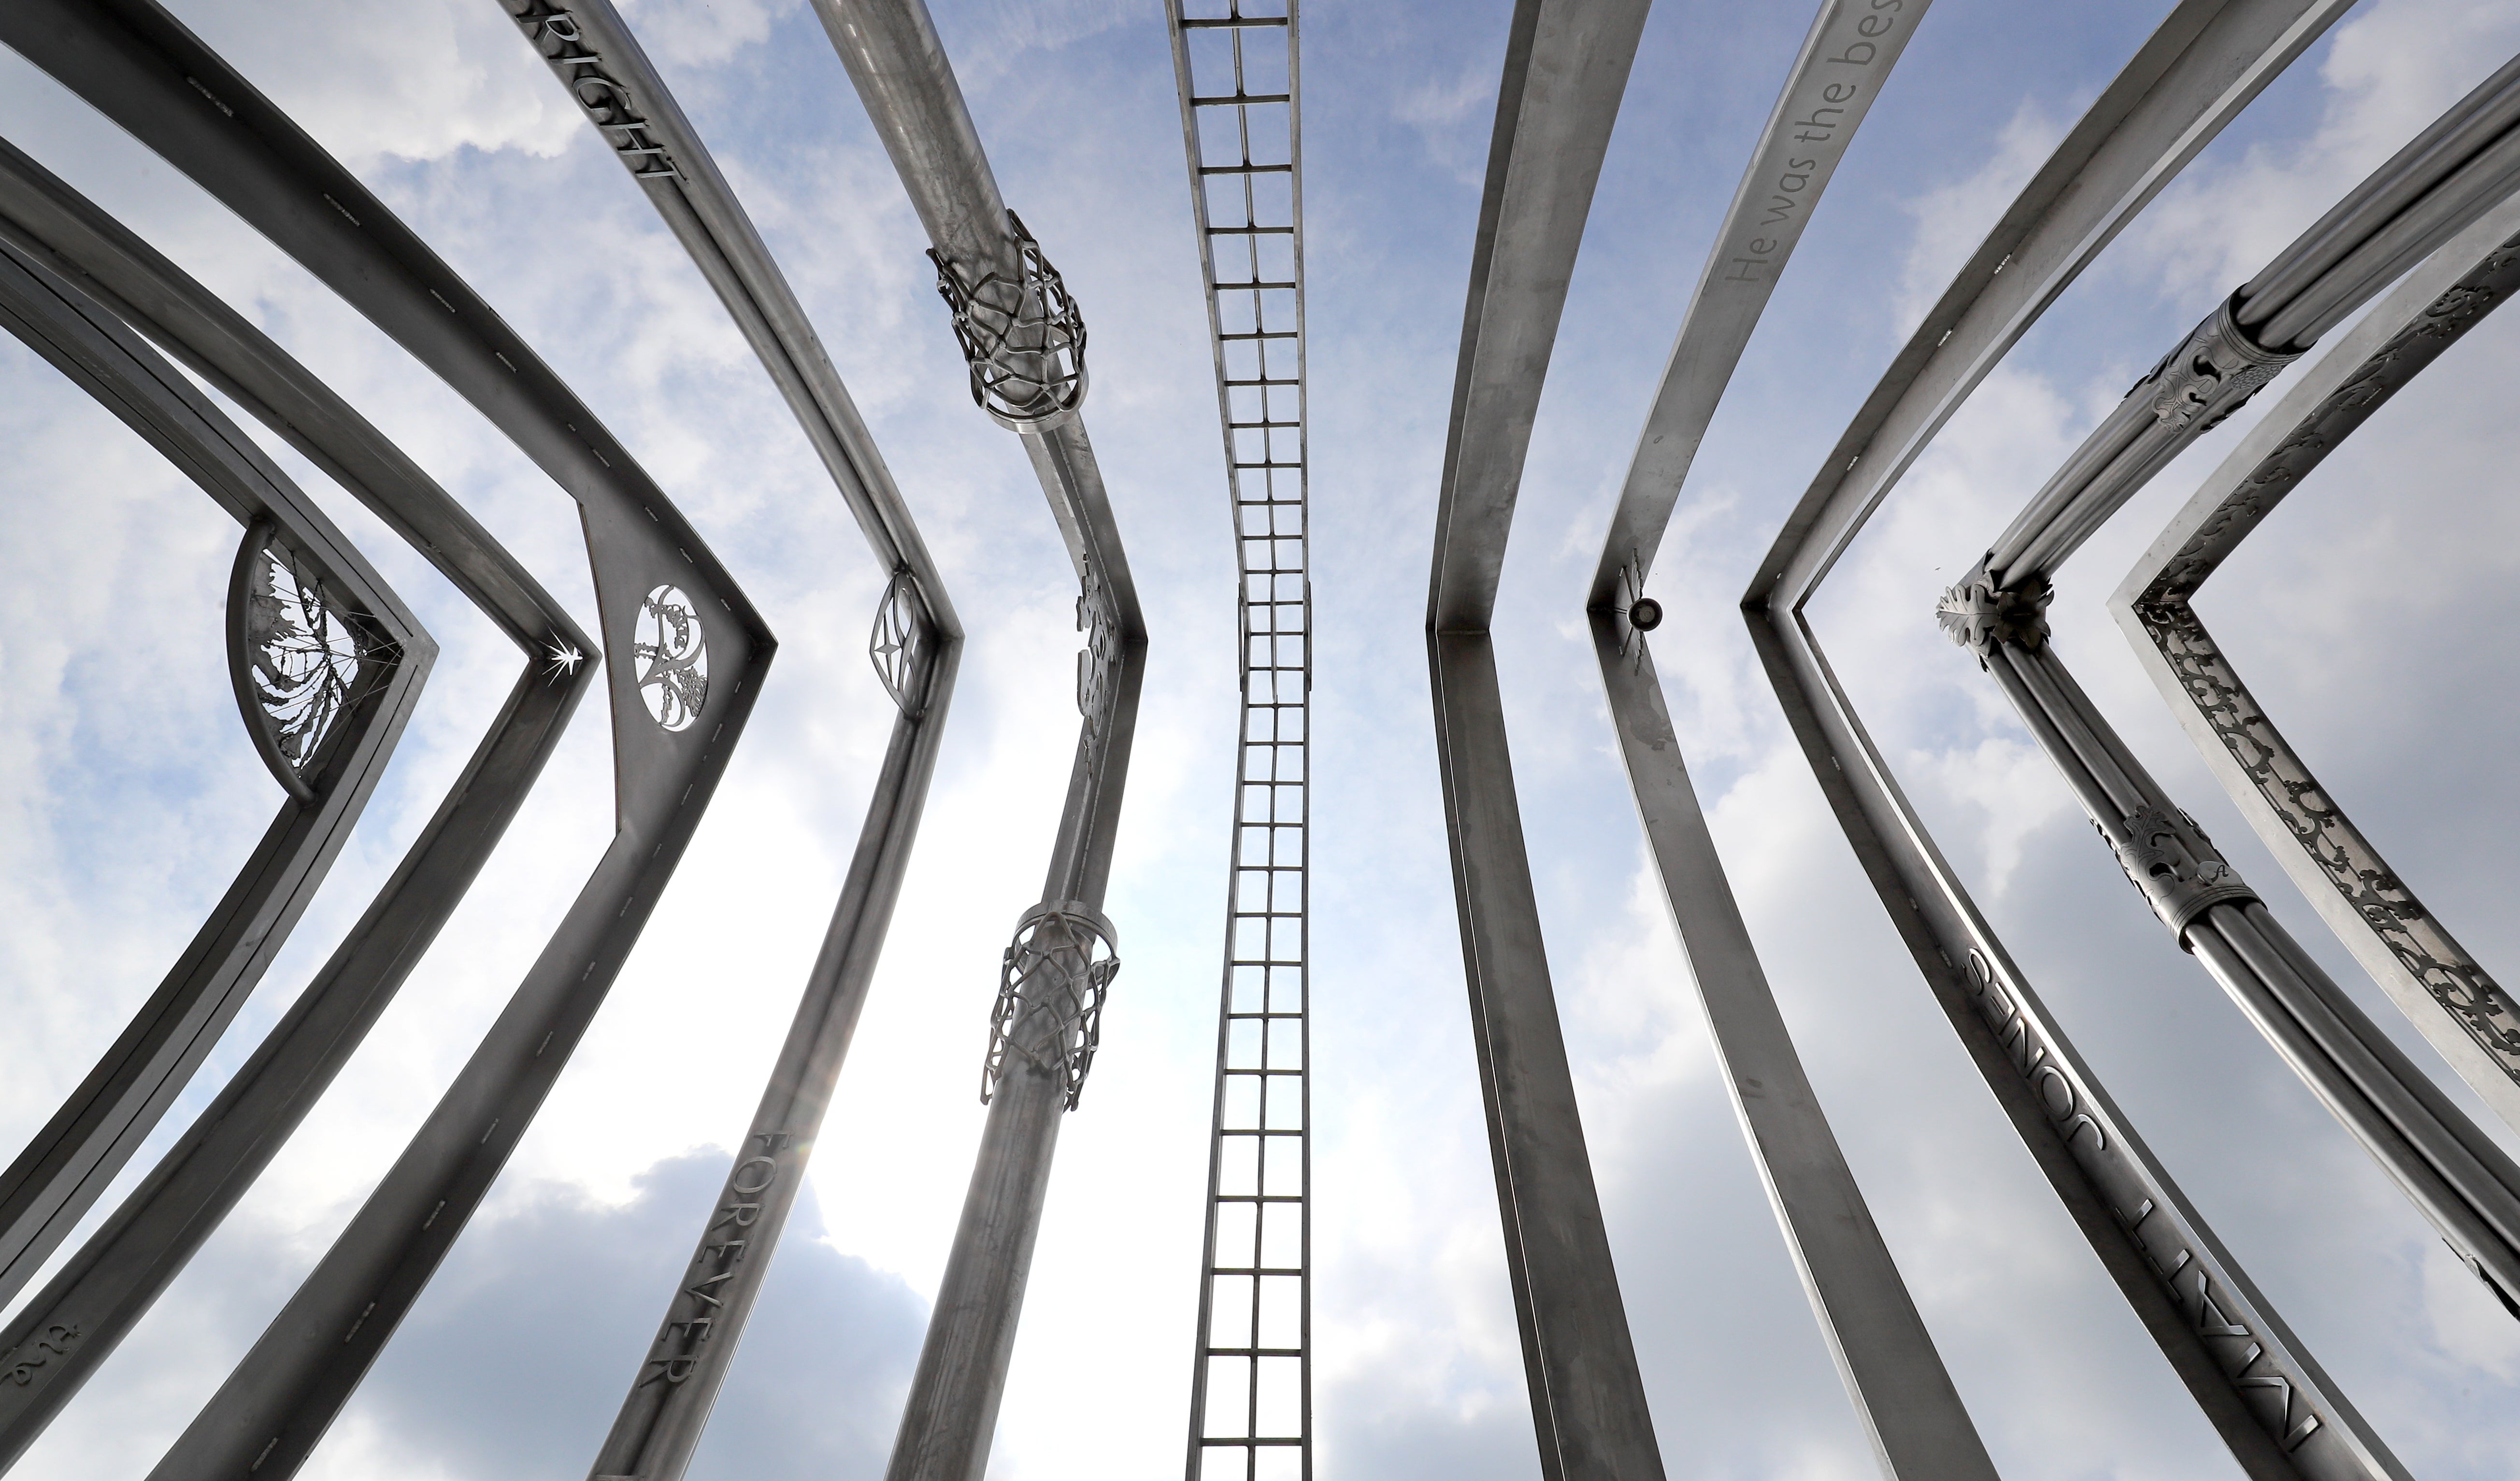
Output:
4 1 2520 1478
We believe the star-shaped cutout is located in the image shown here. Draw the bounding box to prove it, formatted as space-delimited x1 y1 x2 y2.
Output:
544 640 586 681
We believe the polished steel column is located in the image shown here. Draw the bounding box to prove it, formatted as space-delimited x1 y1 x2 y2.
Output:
1423 5 1666 1479
812 5 1147 1479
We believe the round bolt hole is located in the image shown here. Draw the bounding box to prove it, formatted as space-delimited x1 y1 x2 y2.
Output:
1627 596 1663 632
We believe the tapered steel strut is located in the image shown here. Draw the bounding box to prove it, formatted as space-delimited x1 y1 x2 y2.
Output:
1422 4 1668 1480
811 5 1146 1481
1739 1 2411 1476
1162 5 1315 1479
1941 54 2520 1315
1578 5 2000 1476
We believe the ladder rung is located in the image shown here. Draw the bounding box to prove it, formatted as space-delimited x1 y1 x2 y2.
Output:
1219 331 1298 342
1192 93 1293 107
1216 281 1299 292
1203 1345 1304 1356
1180 15 1289 28
1208 1266 1305 1276
1200 163 1295 176
1208 225 1296 236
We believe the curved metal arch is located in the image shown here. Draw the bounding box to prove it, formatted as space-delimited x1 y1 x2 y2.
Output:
0 126 601 1465
0 3 776 1476
0 230 431 1345
1735 1 2414 1477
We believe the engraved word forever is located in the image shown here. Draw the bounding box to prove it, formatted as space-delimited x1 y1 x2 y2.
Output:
642 1131 791 1386
504 2 684 182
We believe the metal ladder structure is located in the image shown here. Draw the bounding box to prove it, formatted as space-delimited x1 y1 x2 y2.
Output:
1165 5 1313 1478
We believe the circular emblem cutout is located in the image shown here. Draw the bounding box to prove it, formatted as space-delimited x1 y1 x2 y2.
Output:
634 584 709 732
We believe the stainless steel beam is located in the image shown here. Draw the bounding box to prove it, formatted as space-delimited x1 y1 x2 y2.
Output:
1578 5 1996 1474
2113 197 2520 1140
1422 3 1665 1477
1428 0 1650 633
1430 630 1663 1481
810 5 1147 1480
1737 1 2406 1475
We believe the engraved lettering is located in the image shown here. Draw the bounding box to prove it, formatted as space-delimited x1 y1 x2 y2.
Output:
729 1155 777 1195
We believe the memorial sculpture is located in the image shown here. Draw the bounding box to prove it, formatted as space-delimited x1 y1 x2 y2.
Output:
0 1 2513 1479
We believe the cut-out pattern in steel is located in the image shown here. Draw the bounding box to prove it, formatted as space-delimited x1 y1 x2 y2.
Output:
982 903 1120 1110
870 569 931 716
229 521 398 799
2122 217 2520 1122
635 584 709 732
1076 560 1121 737
931 210 1088 432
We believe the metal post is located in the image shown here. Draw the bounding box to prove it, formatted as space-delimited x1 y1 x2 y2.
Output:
1941 48 2520 1318
1420 3 1668 1476
811 4 1148 1478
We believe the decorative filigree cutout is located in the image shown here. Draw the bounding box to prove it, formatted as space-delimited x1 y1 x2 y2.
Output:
982 902 1121 1111
229 521 397 800
634 584 709 732
1076 561 1121 737
930 211 1088 432
869 570 930 716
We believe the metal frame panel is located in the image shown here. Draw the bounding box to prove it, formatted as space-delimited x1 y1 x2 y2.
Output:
1737 1 2410 1475
0 226 430 1335
1932 53 2520 1311
453 8 972 1478
0 132 603 1459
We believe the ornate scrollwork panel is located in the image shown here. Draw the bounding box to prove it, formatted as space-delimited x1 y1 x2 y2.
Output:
981 902 1120 1111
226 519 400 801
868 569 930 716
634 584 709 733
930 210 1088 432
